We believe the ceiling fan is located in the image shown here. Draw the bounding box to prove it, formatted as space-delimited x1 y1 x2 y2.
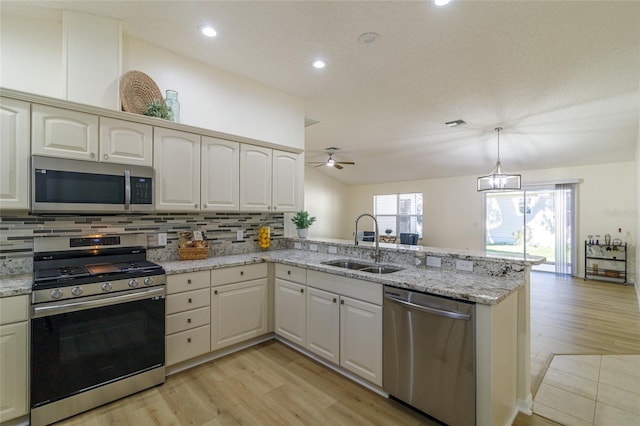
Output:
307 148 355 170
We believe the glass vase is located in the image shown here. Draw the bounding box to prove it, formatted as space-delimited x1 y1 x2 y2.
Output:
165 90 180 122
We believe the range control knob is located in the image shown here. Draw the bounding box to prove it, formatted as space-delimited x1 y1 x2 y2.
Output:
144 277 154 286
71 286 83 297
50 289 63 299
101 282 113 292
128 279 139 288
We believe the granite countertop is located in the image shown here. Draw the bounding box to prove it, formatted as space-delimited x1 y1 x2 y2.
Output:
1 249 526 305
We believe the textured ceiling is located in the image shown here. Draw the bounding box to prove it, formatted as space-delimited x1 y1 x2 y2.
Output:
3 0 639 185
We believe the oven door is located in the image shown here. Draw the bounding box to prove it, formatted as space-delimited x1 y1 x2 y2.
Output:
30 287 165 409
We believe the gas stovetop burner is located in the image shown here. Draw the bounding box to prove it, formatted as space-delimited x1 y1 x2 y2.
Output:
35 266 91 281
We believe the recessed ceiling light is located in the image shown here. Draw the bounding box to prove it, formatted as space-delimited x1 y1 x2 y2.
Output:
312 60 326 69
434 0 452 6
199 25 217 38
445 119 467 127
358 32 381 44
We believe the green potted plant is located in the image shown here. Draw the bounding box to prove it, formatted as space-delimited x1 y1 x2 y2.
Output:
291 210 316 239
385 228 393 235
143 98 172 120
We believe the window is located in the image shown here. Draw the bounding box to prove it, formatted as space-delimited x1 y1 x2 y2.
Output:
374 193 423 237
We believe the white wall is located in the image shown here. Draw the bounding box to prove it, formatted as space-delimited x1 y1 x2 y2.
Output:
295 166 351 239
1 10 304 150
0 13 62 98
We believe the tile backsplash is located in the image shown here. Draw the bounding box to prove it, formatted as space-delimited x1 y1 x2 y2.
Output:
0 212 285 275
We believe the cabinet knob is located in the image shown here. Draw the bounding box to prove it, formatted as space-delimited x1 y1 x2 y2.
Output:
90 152 95 158
203 205 207 208
214 290 218 295
187 338 192 343
300 288 304 294
287 270 291 275
340 299 344 305
274 206 277 210
187 279 192 284
194 204 198 208
333 297 337 303
187 318 192 323
240 271 244 276
103 154 108 160
188 298 192 303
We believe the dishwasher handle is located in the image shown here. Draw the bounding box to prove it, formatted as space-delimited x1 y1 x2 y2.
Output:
384 293 471 321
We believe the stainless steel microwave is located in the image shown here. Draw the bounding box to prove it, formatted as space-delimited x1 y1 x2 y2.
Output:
31 156 154 214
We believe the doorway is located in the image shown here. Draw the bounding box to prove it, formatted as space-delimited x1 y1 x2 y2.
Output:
484 184 576 274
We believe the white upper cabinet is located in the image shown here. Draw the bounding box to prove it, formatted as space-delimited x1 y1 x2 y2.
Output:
32 104 99 161
272 150 303 212
240 144 272 211
99 117 152 166
154 127 201 211
0 98 30 210
201 137 240 211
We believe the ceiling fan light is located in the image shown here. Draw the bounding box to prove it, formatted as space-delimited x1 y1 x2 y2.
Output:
477 127 521 192
327 158 336 167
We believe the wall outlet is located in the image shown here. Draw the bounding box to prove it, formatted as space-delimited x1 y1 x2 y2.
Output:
328 246 338 254
456 259 474 272
158 232 167 247
236 230 243 240
294 242 302 249
427 256 442 267
309 244 318 252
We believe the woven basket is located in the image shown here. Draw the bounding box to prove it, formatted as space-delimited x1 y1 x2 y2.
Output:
120 70 164 114
178 245 210 261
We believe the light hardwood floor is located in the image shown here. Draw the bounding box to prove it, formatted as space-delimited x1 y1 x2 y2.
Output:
56 272 639 426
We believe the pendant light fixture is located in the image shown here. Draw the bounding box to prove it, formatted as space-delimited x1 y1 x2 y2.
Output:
477 127 521 191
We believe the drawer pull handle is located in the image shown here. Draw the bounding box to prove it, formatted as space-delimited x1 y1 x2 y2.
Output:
287 270 291 275
187 338 192 343
333 297 337 303
300 288 304 294
188 298 192 303
340 299 344 305
240 271 244 276
214 290 218 295
187 318 192 323
187 279 192 284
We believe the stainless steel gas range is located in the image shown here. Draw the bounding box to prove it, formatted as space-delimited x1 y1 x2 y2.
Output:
30 234 166 426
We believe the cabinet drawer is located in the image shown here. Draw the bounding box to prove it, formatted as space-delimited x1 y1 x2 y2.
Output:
275 264 307 284
0 295 29 325
166 325 210 366
211 263 267 286
166 288 210 314
167 271 210 294
166 306 210 335
307 270 382 306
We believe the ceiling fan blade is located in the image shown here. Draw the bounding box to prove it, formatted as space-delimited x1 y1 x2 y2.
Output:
336 161 355 165
335 164 344 170
314 164 326 168
307 162 326 164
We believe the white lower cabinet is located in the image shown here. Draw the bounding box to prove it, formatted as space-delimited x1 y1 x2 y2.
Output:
274 264 307 346
211 264 268 351
305 270 383 386
0 295 29 422
165 271 211 366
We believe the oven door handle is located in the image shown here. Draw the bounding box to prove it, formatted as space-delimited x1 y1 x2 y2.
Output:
32 286 165 318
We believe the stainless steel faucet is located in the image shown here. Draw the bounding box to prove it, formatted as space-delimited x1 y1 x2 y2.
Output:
354 213 380 263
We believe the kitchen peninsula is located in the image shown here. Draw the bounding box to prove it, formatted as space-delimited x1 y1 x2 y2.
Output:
0 238 543 426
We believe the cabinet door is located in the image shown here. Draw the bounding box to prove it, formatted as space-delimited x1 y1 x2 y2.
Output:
211 279 268 351
99 117 152 166
32 104 99 161
274 278 306 346
154 127 201 211
240 145 272 211
306 287 340 363
0 98 30 210
201 137 239 211
0 322 28 422
272 150 303 212
340 296 383 386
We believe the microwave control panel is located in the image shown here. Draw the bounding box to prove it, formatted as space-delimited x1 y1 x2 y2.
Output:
131 177 153 204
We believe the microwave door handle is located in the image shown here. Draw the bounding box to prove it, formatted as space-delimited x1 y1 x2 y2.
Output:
124 169 131 210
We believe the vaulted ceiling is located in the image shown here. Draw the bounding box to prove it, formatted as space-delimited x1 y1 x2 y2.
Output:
4 1 639 185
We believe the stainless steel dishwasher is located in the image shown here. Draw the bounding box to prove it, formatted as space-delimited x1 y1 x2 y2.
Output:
383 286 475 426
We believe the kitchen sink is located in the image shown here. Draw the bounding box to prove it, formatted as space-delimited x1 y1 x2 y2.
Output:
321 259 403 274
359 266 404 274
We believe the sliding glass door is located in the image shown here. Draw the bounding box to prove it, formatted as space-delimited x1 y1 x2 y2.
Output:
485 184 576 274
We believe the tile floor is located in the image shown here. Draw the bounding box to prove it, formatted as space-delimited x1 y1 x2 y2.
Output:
533 354 640 426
